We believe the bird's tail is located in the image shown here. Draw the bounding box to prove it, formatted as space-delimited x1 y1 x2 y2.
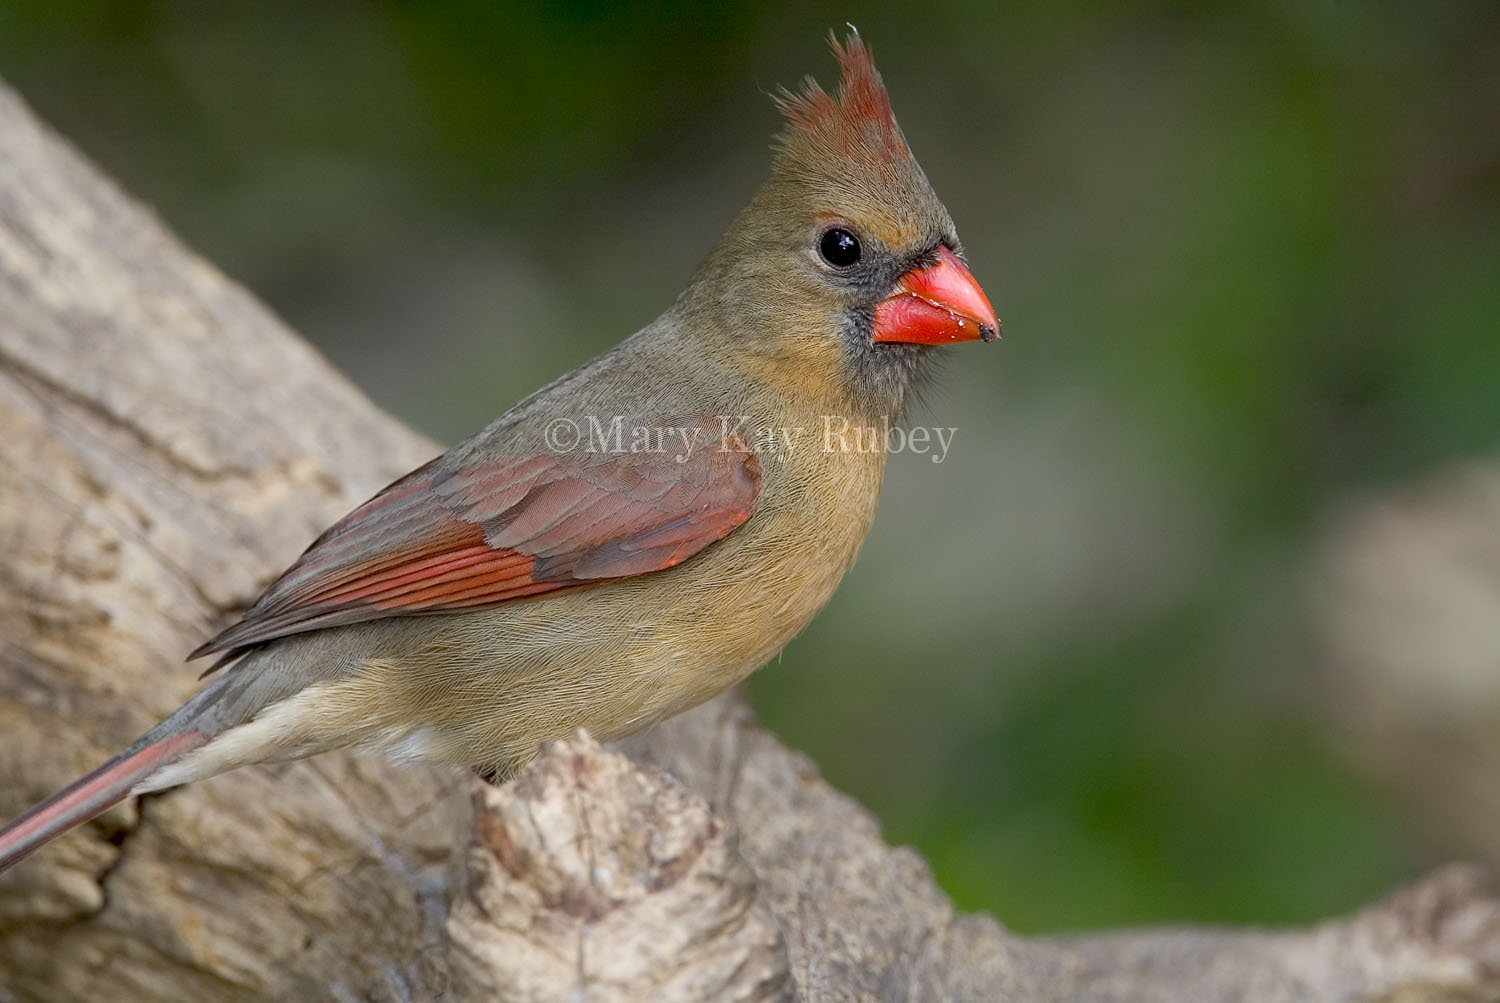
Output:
0 728 208 872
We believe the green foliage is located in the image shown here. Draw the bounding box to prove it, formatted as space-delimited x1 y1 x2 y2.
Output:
3 0 1495 931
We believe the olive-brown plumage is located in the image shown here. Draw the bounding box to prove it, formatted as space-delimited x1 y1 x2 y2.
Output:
0 31 998 870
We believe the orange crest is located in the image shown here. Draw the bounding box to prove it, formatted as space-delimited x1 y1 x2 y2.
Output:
775 30 910 165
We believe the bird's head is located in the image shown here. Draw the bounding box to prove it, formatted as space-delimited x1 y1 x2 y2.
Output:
685 30 998 418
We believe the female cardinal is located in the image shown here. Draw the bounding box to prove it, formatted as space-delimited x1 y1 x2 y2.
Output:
0 31 998 870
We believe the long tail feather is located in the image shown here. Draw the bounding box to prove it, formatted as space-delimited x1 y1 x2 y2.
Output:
0 729 207 872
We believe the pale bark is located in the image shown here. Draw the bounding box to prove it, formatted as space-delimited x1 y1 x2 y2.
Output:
0 79 1497 1002
1314 465 1500 875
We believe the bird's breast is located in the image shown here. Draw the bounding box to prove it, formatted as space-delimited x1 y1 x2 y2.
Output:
666 433 889 668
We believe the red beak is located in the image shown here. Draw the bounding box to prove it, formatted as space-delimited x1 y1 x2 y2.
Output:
872 246 999 345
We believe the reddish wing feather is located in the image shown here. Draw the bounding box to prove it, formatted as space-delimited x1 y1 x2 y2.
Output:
193 425 761 660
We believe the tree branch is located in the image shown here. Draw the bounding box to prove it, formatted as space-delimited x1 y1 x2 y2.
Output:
1 79 1497 1002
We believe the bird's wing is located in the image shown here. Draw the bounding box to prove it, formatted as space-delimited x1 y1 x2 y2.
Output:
192 417 761 662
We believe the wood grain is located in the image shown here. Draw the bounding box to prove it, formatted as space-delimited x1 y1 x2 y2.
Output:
1 78 1497 1002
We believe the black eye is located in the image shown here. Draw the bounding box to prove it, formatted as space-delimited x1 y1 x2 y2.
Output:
819 227 861 268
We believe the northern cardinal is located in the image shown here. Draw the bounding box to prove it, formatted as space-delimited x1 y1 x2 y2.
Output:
0 31 997 871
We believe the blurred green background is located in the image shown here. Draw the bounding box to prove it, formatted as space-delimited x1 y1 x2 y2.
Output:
3 1 1497 932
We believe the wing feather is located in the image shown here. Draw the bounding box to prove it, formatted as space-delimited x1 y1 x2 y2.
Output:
192 419 760 662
